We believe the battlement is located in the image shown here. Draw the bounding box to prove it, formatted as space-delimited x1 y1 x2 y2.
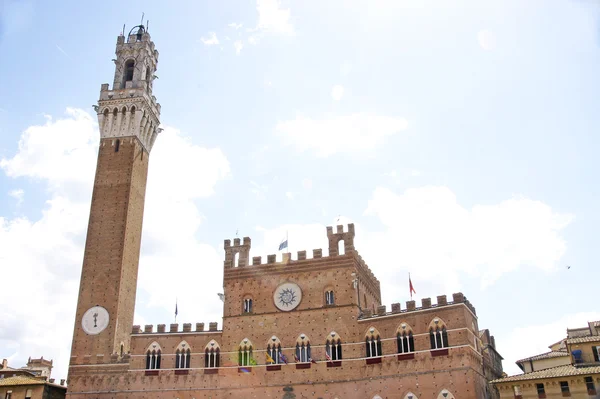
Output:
358 292 477 320
132 322 221 335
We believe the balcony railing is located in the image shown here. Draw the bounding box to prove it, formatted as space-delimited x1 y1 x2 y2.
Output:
572 353 600 367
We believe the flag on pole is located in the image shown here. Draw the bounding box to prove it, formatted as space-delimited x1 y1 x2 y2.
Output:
325 351 332 362
279 353 288 364
310 357 317 364
293 354 299 363
265 352 275 364
278 238 288 251
409 273 416 299
175 299 178 322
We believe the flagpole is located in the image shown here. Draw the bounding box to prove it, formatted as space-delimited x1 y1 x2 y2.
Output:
409 273 412 301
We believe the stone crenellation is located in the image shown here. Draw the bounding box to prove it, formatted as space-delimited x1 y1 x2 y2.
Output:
132 322 221 334
358 292 476 320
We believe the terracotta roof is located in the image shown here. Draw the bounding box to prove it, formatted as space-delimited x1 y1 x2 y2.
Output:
516 351 569 363
567 336 600 344
491 364 600 384
0 375 46 386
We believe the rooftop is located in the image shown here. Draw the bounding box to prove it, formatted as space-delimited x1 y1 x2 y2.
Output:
0 375 47 387
516 350 569 364
491 364 600 384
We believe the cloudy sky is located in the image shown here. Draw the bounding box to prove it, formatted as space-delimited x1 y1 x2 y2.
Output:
1 0 599 380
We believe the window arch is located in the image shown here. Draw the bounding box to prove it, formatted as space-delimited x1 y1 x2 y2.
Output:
397 322 415 354
325 290 335 305
123 59 135 87
429 318 449 349
175 341 191 369
326 331 342 361
238 338 253 366
437 389 455 399
403 393 418 399
295 334 311 363
145 342 161 370
266 336 282 364
243 297 253 313
365 327 382 358
204 340 220 368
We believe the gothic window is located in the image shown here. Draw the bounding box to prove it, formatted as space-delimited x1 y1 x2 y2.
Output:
437 389 456 399
145 342 162 370
325 290 335 305
175 341 191 369
403 392 418 399
243 298 253 313
295 334 311 363
123 59 135 87
365 327 382 358
326 332 342 361
267 336 282 364
429 318 449 349
146 66 151 91
396 323 415 353
204 340 220 368
238 338 253 366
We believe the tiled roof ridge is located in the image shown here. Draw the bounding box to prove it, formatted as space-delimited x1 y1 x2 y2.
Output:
516 350 569 364
491 364 600 384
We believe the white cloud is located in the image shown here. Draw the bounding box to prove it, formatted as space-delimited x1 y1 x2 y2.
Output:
8 188 24 205
0 109 229 380
256 0 294 35
477 29 496 51
362 186 573 292
249 186 572 307
234 40 244 55
228 22 243 30
275 112 408 157
302 178 312 190
331 85 345 101
500 312 600 376
200 32 220 46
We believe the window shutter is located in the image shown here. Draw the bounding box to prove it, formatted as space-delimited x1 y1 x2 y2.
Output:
593 346 599 362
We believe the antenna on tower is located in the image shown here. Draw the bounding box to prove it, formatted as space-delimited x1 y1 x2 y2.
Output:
121 24 125 36
147 20 150 32
140 12 145 27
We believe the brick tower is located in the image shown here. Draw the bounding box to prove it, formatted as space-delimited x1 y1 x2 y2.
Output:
68 24 160 370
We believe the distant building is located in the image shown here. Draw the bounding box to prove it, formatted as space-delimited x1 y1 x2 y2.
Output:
0 358 65 399
492 321 600 398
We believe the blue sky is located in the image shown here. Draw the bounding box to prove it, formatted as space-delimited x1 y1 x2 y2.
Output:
1 0 599 380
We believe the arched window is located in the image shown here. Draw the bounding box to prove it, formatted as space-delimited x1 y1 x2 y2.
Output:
175 341 191 369
403 393 418 399
204 340 220 368
238 338 253 366
145 66 151 91
437 389 455 399
429 318 449 349
326 331 342 361
295 334 311 363
145 342 161 370
396 323 415 353
266 336 282 364
365 327 382 358
325 290 335 305
338 239 345 255
123 59 135 87
243 298 253 313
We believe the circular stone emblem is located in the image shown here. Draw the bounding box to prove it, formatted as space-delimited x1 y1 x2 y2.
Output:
81 306 110 335
273 282 302 311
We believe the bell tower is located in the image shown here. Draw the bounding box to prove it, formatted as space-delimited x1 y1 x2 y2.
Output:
68 24 161 367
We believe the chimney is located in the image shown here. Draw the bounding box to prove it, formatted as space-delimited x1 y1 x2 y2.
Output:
49 378 55 383
1 359 7 369
60 379 65 386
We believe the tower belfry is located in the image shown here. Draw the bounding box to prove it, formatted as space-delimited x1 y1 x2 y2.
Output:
68 23 160 373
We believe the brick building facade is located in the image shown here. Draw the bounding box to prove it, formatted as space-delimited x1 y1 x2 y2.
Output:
66 24 503 399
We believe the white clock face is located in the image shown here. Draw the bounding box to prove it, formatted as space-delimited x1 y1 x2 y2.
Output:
273 282 302 311
82 306 110 335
